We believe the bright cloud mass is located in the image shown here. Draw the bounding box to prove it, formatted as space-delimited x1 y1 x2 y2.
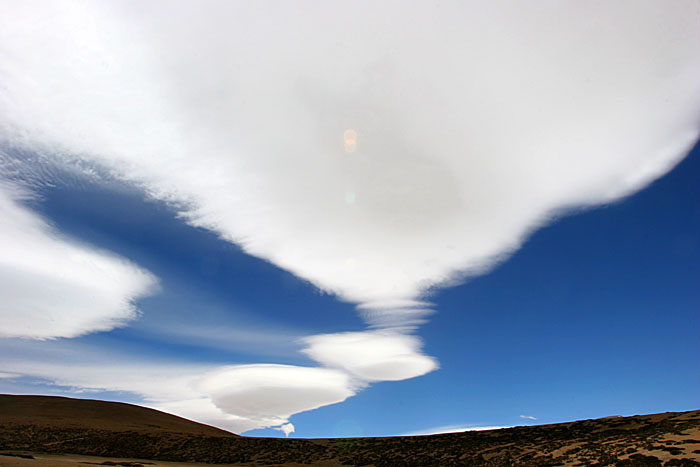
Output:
0 0 699 435
0 181 158 339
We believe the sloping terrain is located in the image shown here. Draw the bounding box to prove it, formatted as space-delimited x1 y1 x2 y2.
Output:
0 395 234 436
1 394 699 466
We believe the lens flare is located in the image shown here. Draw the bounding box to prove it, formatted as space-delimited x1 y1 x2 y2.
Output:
344 129 357 153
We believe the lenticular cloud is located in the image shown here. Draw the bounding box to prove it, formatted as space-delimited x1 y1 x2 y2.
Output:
302 331 438 382
0 182 157 339
1 0 699 432
1 1 698 313
1 1 698 316
199 365 357 429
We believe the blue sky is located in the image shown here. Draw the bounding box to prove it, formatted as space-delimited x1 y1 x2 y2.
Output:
0 0 698 439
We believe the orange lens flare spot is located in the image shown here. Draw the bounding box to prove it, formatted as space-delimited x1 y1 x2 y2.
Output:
344 129 357 153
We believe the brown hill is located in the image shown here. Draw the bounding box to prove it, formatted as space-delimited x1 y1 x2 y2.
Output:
0 395 234 437
1 394 699 466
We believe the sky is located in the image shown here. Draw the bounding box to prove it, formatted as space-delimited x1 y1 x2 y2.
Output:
0 0 698 438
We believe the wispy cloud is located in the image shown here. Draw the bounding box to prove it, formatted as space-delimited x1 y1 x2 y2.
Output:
402 425 512 436
520 415 537 421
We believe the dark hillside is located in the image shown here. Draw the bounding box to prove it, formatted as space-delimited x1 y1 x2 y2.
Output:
0 394 235 436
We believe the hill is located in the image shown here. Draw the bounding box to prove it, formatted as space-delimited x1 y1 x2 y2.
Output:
0 395 234 436
1 394 699 466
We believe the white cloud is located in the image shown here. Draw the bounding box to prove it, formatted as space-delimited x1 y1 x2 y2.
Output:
302 331 438 382
402 425 512 436
0 372 19 379
0 182 158 339
0 332 433 433
274 423 295 437
520 415 537 420
152 397 268 434
0 343 357 434
198 364 358 429
0 1 697 316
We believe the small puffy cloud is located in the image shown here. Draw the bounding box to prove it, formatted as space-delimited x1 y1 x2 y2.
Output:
301 331 438 382
274 423 295 437
520 415 537 420
0 182 157 339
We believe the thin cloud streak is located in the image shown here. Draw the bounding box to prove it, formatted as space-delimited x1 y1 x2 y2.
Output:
402 425 512 436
